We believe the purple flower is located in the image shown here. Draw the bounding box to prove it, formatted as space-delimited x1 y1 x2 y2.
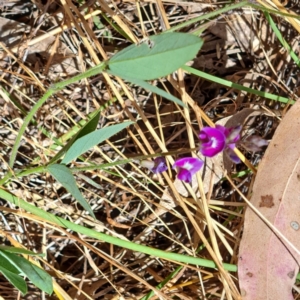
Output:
199 125 242 163
172 157 204 183
199 127 226 157
217 125 242 163
140 157 168 174
217 125 241 144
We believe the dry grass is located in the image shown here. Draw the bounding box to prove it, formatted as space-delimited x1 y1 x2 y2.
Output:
0 0 300 299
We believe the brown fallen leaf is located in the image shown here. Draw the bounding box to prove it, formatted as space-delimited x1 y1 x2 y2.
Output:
238 100 300 299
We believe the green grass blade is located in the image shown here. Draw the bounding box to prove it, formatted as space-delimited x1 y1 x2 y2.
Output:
0 246 44 256
182 65 293 104
166 1 249 33
264 12 300 67
166 1 299 35
141 267 183 300
100 12 132 41
2 187 299 281
0 188 237 273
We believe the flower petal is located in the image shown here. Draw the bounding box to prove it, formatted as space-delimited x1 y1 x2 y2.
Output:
177 168 192 183
199 127 226 157
227 142 236 150
141 157 167 174
226 125 242 143
225 148 241 164
173 157 203 183
173 157 203 174
215 125 228 135
152 157 168 173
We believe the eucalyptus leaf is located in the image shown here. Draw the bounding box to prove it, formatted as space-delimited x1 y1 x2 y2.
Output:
0 265 27 295
61 121 133 164
108 32 203 80
47 164 95 218
0 250 53 295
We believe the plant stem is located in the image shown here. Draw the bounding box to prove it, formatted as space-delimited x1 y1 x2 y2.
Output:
9 62 107 168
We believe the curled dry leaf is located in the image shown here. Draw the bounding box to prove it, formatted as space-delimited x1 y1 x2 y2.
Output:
238 101 300 299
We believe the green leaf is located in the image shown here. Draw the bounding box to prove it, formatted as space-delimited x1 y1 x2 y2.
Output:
49 109 101 164
108 74 186 107
0 246 44 256
108 32 203 80
0 250 53 294
47 164 95 218
0 252 22 274
0 265 27 295
61 121 133 164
